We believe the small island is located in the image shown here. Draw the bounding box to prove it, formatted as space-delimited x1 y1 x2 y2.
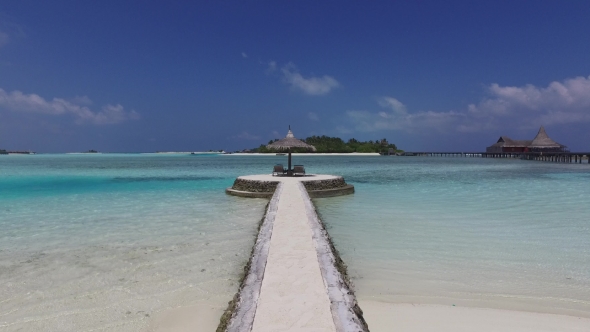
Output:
0 149 35 155
249 135 401 154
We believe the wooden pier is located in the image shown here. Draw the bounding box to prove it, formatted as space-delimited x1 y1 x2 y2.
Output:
410 152 482 157
394 152 590 164
516 152 590 164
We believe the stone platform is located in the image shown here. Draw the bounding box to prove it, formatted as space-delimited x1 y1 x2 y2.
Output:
225 174 354 198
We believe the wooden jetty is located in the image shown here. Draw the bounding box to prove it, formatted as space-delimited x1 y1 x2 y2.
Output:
391 126 590 163
409 152 482 157
392 151 590 164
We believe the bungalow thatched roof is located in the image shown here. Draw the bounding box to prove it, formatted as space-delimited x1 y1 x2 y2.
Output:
529 126 564 148
486 126 568 152
267 128 316 151
491 136 532 148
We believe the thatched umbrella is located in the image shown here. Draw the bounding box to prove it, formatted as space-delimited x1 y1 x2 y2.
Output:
267 126 316 172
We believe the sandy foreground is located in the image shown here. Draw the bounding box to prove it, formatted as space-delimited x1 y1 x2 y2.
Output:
147 299 590 331
146 301 224 332
359 300 590 332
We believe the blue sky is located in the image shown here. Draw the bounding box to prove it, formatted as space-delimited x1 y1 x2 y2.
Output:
1 1 590 152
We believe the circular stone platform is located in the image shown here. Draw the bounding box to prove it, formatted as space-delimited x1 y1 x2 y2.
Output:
226 174 354 198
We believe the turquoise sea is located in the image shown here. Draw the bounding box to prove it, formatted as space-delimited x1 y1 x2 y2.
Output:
1 154 590 331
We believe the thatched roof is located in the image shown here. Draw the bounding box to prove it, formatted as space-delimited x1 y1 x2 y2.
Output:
486 126 568 152
267 128 316 151
492 136 532 148
529 126 564 148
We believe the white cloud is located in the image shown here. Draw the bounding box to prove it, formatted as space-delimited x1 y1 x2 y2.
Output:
90 104 140 125
467 76 590 127
0 88 139 125
378 97 407 115
241 52 248 58
344 75 590 133
308 112 319 121
278 63 339 96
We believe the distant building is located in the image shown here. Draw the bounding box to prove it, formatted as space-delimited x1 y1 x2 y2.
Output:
487 137 532 153
486 126 568 153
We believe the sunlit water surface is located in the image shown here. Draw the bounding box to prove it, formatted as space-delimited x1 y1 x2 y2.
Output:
314 156 590 318
0 154 272 332
1 154 589 331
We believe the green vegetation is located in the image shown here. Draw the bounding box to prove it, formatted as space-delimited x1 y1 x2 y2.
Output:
253 136 399 154
0 149 7 155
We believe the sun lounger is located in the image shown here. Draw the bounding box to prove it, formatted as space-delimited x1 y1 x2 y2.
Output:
272 164 285 176
293 165 305 176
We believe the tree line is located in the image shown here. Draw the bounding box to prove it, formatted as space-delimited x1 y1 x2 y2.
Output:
252 136 399 154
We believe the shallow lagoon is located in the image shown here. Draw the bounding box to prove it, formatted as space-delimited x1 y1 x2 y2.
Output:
1 154 589 330
0 154 270 331
315 157 590 317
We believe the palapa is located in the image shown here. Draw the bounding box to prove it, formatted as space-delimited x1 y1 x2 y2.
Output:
530 126 564 149
267 126 316 173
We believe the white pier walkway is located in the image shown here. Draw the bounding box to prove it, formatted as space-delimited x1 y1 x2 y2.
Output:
251 180 336 332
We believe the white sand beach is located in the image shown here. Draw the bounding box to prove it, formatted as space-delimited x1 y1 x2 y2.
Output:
360 301 590 332
147 299 590 332
147 301 224 332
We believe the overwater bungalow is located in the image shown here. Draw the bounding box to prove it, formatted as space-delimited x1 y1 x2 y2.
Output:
486 126 568 153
